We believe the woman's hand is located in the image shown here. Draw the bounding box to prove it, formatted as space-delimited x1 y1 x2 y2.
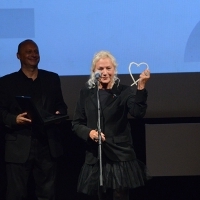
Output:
137 69 150 90
89 129 105 142
16 112 32 124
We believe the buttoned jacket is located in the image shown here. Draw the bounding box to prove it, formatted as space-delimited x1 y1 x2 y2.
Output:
72 82 147 164
0 69 68 163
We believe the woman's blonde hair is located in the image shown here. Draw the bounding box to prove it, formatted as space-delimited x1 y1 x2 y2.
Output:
87 51 119 88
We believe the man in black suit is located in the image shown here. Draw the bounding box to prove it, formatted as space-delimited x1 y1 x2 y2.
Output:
0 39 68 200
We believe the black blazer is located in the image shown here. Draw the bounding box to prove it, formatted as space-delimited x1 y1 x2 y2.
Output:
72 83 147 164
0 69 68 163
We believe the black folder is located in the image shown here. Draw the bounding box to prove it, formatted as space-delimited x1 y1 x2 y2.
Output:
15 96 68 125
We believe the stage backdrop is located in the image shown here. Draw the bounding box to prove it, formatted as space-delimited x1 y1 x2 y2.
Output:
1 1 200 118
60 73 200 119
1 0 200 76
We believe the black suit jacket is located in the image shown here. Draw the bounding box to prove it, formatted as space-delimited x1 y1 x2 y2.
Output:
72 82 147 164
0 69 68 163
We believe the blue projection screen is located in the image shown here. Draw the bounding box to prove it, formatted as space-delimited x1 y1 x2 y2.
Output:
1 0 200 76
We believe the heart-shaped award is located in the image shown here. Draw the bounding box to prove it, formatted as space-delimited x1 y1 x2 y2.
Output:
128 62 149 86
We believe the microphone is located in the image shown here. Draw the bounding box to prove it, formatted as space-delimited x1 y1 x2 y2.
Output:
94 70 101 79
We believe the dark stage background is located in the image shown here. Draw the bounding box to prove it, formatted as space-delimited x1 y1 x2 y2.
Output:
61 73 200 119
1 73 200 199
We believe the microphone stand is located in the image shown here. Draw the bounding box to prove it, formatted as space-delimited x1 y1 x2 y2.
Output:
96 80 103 187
